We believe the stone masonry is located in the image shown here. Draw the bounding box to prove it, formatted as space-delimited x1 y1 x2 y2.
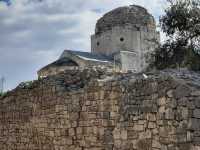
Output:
0 69 200 150
91 5 160 72
38 5 160 77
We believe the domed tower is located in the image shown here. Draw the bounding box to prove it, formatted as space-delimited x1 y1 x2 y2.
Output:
91 5 160 72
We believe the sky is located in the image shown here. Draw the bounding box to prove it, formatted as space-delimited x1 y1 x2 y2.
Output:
0 0 168 91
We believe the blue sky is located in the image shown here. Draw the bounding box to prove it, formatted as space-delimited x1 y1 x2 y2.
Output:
0 0 167 91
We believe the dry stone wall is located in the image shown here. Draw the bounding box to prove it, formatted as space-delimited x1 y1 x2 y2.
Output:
0 69 200 150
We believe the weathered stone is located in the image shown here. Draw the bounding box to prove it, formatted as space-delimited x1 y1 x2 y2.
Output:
139 130 152 139
148 122 156 129
173 85 191 99
113 128 120 139
191 91 200 96
147 114 156 121
165 108 174 120
178 97 188 106
195 98 200 108
159 106 165 113
0 68 200 150
121 130 127 140
158 97 166 106
134 124 144 131
188 118 200 130
193 109 200 119
103 129 114 144
152 140 161 149
167 90 174 98
187 100 195 109
181 108 189 119
69 128 75 136
127 130 138 139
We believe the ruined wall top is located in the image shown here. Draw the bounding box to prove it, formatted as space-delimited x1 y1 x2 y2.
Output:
95 5 156 34
1 69 200 150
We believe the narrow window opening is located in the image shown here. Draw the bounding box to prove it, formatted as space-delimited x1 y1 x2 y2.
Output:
97 42 100 46
120 37 124 42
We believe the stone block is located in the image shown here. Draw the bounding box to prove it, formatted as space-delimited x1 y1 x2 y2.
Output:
103 129 114 144
113 128 120 139
152 128 159 135
194 109 200 119
181 108 189 119
70 112 79 121
139 130 152 139
165 108 174 120
69 128 75 136
138 120 147 125
121 130 127 140
76 127 83 135
178 97 188 106
62 137 73 145
147 114 156 121
167 90 173 98
134 124 144 131
187 131 192 142
127 130 138 139
173 85 191 99
158 97 166 106
103 112 110 119
148 122 156 129
188 118 200 130
152 140 161 149
195 98 200 108
159 106 165 113
187 100 195 109
191 91 200 96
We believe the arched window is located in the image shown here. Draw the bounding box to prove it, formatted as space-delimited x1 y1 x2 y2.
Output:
97 42 100 46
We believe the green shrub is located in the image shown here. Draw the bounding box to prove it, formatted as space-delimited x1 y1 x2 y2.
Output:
154 0 200 71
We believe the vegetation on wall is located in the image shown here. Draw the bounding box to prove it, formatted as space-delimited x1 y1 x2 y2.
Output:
154 0 200 70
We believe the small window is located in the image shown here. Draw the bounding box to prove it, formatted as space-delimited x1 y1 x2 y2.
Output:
120 37 124 42
97 42 100 46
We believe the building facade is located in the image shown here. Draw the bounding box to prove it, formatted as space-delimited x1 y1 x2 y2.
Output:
38 5 160 77
91 5 160 72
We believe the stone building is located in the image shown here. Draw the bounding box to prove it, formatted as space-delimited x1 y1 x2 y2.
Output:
91 5 160 72
38 5 160 77
38 50 113 77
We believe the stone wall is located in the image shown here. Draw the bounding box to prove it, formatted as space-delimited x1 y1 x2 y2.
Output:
0 69 200 150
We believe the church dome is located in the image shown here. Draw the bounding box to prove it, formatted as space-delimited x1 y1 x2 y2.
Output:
95 5 156 34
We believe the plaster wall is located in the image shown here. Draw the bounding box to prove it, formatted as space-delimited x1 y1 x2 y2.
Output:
91 25 159 56
91 25 160 72
119 51 139 72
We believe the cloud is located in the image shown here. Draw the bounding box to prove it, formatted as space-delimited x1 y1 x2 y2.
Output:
0 0 167 90
0 0 11 6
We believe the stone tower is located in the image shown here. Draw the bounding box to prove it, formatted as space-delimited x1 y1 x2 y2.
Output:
91 5 160 72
